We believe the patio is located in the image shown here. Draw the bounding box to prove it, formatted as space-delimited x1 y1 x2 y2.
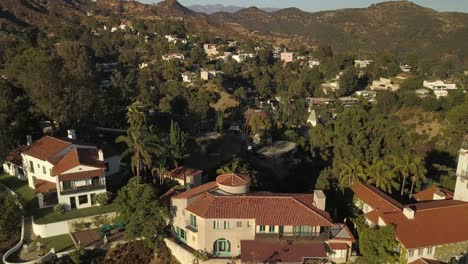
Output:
71 228 124 248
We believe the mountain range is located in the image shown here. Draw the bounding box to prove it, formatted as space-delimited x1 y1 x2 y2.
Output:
187 4 279 14
1 0 467 59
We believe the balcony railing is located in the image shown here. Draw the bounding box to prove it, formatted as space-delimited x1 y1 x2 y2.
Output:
185 220 198 233
256 231 329 241
60 184 105 195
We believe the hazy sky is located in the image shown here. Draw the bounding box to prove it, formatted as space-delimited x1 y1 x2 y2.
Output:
142 0 468 13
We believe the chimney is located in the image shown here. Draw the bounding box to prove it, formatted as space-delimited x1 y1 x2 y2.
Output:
433 190 446 201
98 149 104 161
403 207 415 220
313 190 326 211
67 129 76 140
26 135 33 146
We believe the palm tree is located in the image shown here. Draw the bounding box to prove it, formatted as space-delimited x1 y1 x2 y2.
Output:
116 127 164 182
337 159 367 189
409 160 427 198
391 153 426 196
365 158 400 194
216 159 240 175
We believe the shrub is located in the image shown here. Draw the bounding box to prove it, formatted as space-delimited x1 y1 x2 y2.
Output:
54 203 66 214
93 192 110 205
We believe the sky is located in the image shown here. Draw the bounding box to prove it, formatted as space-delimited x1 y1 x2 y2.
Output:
142 0 468 13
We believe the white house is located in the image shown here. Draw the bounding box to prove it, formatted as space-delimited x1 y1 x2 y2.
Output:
3 145 28 180
232 54 247 63
400 64 412 72
280 52 295 63
370 78 400 91
18 131 121 210
354 60 374 68
200 68 223 81
309 59 321 68
203 44 219 56
162 52 185 61
164 166 203 188
182 71 197 83
423 80 457 98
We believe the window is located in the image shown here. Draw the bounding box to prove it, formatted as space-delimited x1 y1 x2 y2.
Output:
91 177 100 185
247 221 251 228
91 193 96 205
418 248 423 256
427 247 433 254
408 250 414 257
236 221 242 228
213 221 220 229
42 166 46 174
63 181 72 190
29 161 34 173
269 226 275 233
49 168 52 176
224 221 230 229
189 214 197 228
259 225 266 233
293 226 312 235
37 163 40 168
78 195 88 205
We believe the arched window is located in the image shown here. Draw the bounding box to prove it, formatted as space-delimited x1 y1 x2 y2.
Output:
213 239 231 256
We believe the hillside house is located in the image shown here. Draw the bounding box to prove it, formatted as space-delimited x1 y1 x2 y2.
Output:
200 68 222 81
162 52 185 61
232 54 247 63
309 59 321 68
423 80 457 98
370 78 400 91
338 97 359 108
168 173 354 263
3 145 28 180
400 64 412 72
165 34 187 44
164 166 203 188
280 52 295 63
355 90 377 102
352 140 468 263
16 131 121 210
203 44 219 56
354 60 374 68
182 71 197 83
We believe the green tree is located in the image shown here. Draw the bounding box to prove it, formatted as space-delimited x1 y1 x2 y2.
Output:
391 153 426 196
169 120 188 166
365 158 399 193
215 110 224 132
337 159 367 189
357 224 400 263
0 191 22 241
115 178 169 245
217 158 259 189
337 66 359 96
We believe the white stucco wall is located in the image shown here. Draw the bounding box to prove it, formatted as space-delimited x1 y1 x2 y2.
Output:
58 188 107 211
454 150 468 202
21 154 56 189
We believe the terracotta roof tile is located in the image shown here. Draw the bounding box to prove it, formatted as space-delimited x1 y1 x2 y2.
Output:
409 258 447 264
22 136 72 161
5 145 28 166
413 186 454 201
216 173 251 187
241 240 327 263
351 183 403 213
380 201 468 249
330 223 356 242
58 169 103 181
327 242 349 250
52 148 104 176
168 166 203 181
186 192 333 226
172 181 219 199
34 179 56 193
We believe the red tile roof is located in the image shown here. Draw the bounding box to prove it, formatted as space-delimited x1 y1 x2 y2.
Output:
351 184 403 213
413 186 454 201
58 169 103 181
364 210 383 225
186 192 333 226
327 242 349 250
380 201 468 249
52 148 104 176
241 240 327 263
330 223 356 242
168 166 202 181
409 258 446 264
216 173 251 187
34 179 56 193
5 145 28 166
172 181 219 199
22 136 72 161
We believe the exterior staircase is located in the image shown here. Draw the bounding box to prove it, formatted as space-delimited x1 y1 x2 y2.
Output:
23 217 36 244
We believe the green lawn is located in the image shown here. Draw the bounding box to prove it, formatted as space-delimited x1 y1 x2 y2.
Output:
34 203 117 224
35 234 75 252
0 173 37 215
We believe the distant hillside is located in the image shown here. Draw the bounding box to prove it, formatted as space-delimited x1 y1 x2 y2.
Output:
188 4 279 14
1 0 467 58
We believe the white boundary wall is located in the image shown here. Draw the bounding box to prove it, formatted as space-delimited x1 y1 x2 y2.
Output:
32 212 116 238
164 238 239 264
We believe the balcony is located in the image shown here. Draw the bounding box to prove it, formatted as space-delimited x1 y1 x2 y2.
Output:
185 220 198 233
60 184 105 195
255 231 329 241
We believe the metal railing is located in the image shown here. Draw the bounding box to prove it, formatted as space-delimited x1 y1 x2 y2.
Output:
60 184 105 195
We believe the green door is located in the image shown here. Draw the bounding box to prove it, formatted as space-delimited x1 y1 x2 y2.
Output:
214 239 231 256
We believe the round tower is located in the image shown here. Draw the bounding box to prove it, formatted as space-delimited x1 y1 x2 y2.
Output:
216 173 251 194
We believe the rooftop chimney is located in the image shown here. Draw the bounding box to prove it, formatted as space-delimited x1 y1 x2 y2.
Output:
403 207 415 220
433 190 446 201
26 135 32 146
67 129 76 140
98 149 104 161
313 190 326 211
